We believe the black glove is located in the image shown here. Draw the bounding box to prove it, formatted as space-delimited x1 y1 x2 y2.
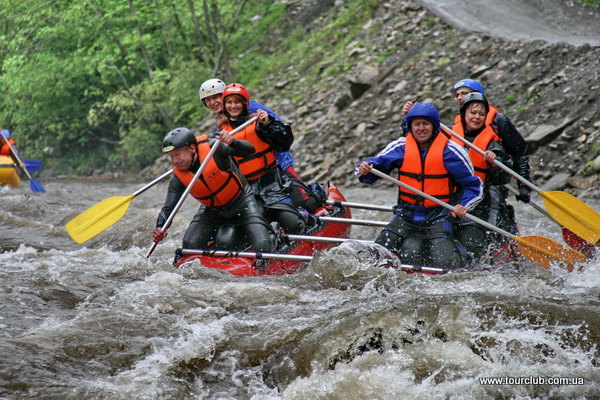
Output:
516 186 531 203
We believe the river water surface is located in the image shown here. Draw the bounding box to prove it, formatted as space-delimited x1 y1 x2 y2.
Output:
1 180 599 399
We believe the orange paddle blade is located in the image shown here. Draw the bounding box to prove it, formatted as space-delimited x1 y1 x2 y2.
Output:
516 235 588 271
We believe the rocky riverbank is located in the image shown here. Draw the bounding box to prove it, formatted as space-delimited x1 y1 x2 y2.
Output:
145 0 600 198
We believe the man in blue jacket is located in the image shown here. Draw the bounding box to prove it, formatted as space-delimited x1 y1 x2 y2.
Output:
356 103 483 269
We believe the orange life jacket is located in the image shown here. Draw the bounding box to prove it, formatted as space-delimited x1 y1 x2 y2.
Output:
451 122 501 184
221 118 277 181
0 138 16 156
173 135 244 208
398 132 453 207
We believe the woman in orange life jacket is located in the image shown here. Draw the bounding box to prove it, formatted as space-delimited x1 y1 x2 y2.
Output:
199 78 326 213
217 83 307 235
355 103 483 270
152 127 276 257
450 78 532 203
451 93 520 258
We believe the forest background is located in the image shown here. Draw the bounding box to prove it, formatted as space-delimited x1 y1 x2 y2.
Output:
1 0 599 196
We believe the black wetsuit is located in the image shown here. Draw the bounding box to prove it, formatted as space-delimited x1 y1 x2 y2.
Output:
156 138 274 252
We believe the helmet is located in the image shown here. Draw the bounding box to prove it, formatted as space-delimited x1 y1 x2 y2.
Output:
406 103 441 132
199 78 226 102
460 92 489 116
1 129 11 138
222 83 250 104
162 127 197 153
452 78 485 95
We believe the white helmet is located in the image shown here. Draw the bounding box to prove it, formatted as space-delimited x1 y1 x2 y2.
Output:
199 78 226 102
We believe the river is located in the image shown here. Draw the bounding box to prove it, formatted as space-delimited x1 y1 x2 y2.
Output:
1 179 599 399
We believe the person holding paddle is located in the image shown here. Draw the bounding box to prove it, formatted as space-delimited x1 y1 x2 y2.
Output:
355 103 483 270
200 78 325 213
153 127 276 255
0 129 25 169
217 83 307 235
450 92 523 258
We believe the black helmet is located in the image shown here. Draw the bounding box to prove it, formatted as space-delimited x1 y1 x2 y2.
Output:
460 92 489 117
162 128 197 153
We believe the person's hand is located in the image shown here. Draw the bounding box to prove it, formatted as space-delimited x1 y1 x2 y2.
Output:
516 186 531 203
256 109 269 125
451 204 467 218
357 162 373 176
216 130 233 145
483 150 496 164
153 227 167 243
402 101 414 116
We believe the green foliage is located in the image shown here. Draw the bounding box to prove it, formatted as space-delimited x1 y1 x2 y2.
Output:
505 92 518 104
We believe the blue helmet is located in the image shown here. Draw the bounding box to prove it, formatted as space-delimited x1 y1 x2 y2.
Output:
452 78 485 95
1 129 11 138
406 103 441 132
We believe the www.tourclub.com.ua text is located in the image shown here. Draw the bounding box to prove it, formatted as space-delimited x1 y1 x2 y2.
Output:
480 376 584 385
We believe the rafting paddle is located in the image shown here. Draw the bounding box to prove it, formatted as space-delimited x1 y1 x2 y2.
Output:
0 130 45 193
66 170 174 243
370 168 587 271
441 123 600 244
145 116 258 258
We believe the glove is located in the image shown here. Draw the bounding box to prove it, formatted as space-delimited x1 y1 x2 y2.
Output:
516 186 531 203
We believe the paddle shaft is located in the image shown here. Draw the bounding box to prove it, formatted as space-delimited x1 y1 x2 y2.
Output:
0 130 36 183
318 216 388 227
370 169 515 241
180 248 445 274
505 183 557 225
440 123 540 193
284 234 373 244
135 169 174 197
146 116 258 258
326 199 394 212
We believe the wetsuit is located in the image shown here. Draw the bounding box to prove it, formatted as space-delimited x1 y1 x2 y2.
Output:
356 132 483 269
156 137 274 252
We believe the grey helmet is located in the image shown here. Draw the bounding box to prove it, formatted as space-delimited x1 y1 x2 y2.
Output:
199 78 226 102
162 127 197 153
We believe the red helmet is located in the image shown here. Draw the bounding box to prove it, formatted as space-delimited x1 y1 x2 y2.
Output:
222 83 250 104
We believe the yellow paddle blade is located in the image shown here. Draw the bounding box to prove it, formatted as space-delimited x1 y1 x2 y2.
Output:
516 235 588 271
66 194 134 244
541 190 600 244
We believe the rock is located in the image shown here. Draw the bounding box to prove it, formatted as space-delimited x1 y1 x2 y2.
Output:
593 155 600 173
524 118 574 152
541 172 571 191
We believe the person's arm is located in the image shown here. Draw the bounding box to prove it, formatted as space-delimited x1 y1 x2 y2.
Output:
493 113 531 201
355 137 406 184
444 141 483 211
211 136 255 170
255 111 293 152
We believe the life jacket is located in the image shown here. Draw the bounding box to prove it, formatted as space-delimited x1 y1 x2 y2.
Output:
398 132 453 207
452 104 499 134
451 122 501 184
0 138 16 156
222 118 277 181
173 135 244 208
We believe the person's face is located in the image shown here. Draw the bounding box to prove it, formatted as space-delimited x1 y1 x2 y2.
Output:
204 93 223 114
454 88 472 105
411 118 434 145
168 145 196 170
224 95 244 117
464 103 486 130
